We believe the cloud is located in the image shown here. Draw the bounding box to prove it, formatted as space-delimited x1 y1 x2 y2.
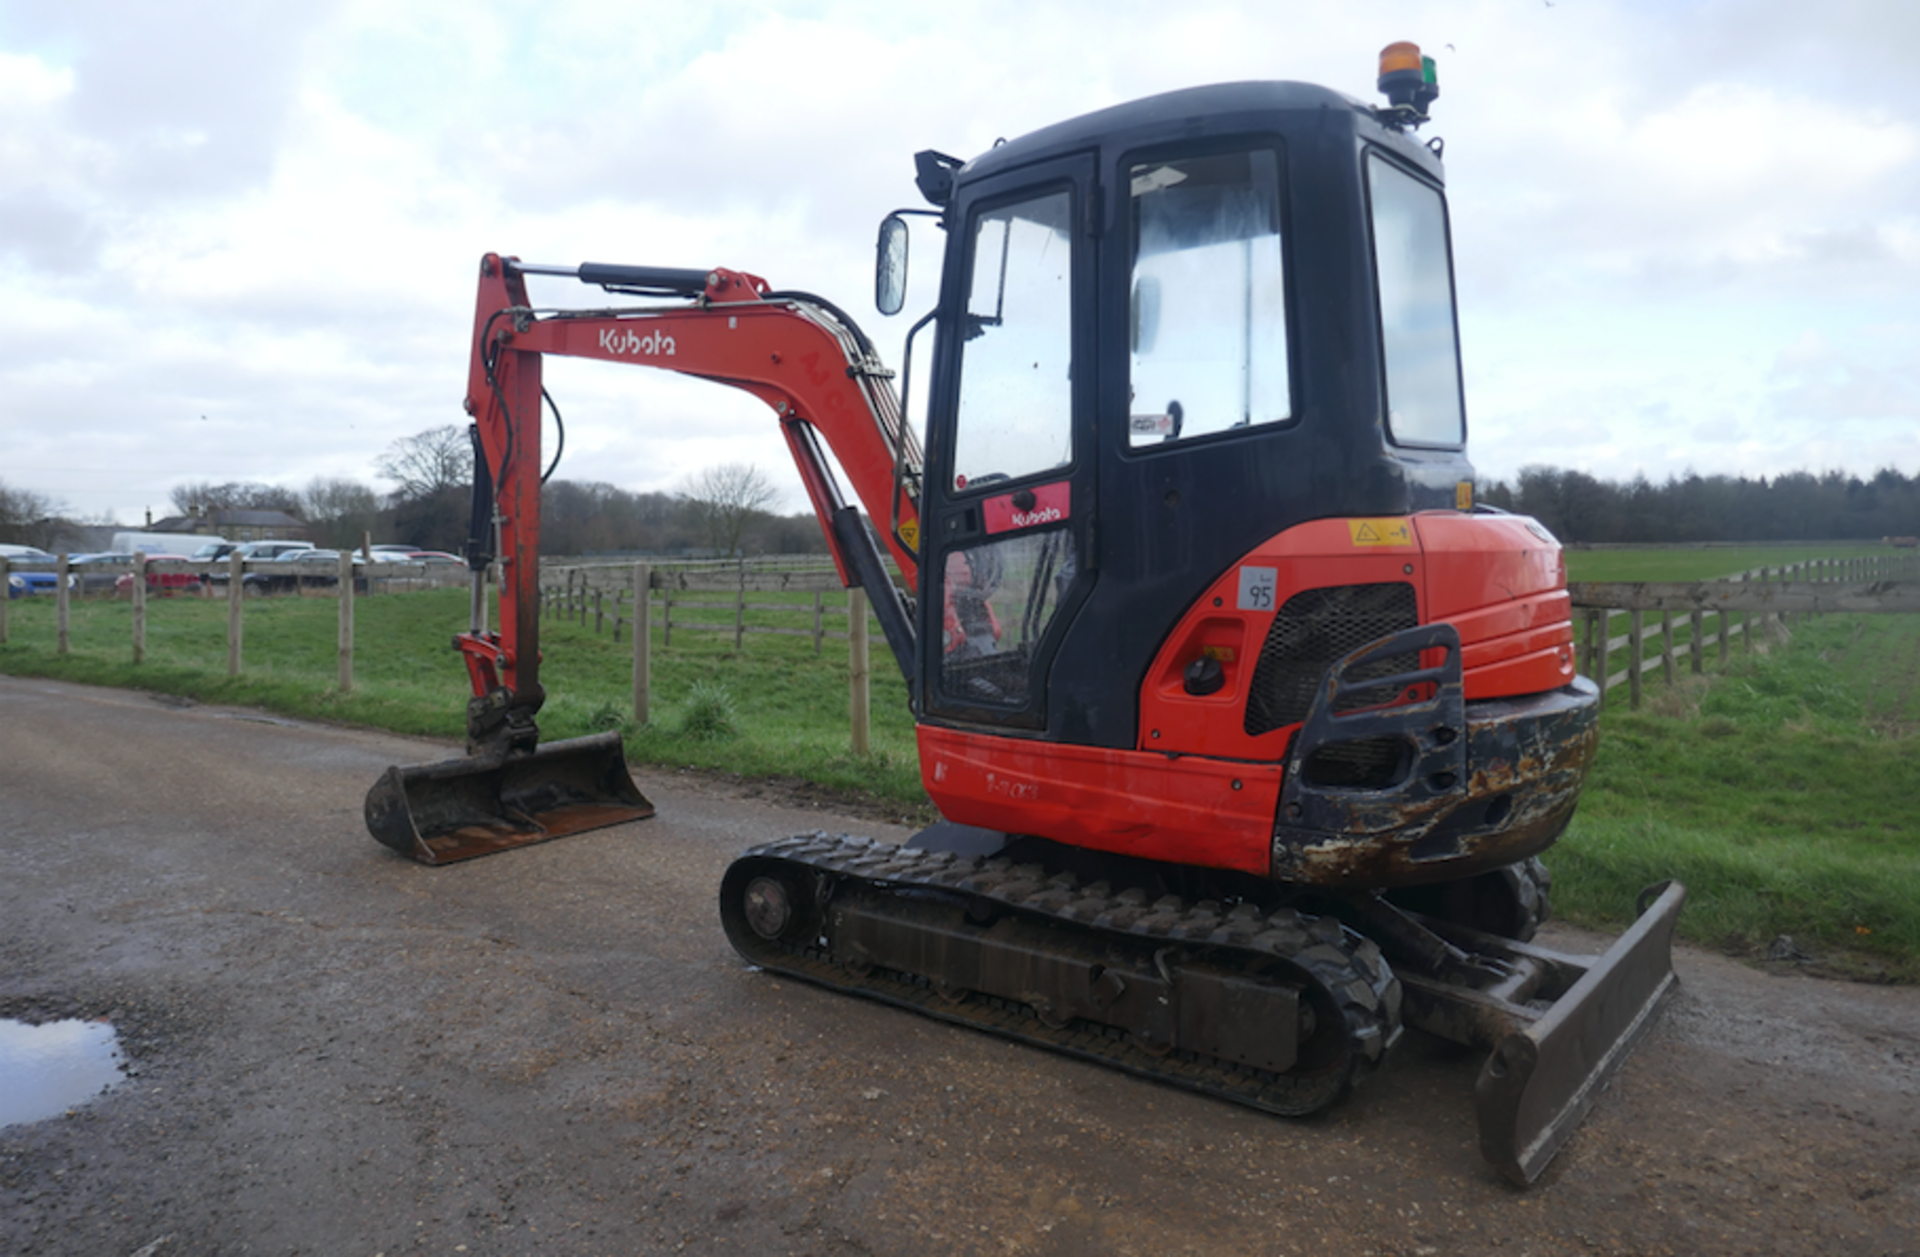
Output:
2 0 1917 528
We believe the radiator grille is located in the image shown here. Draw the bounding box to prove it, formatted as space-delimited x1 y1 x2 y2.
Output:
1243 582 1419 738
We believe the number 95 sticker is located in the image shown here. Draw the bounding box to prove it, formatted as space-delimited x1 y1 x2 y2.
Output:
1238 566 1277 611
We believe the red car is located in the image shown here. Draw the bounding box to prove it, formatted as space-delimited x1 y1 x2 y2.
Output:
115 555 201 596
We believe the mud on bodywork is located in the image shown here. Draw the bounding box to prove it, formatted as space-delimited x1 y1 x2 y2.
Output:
1270 623 1600 889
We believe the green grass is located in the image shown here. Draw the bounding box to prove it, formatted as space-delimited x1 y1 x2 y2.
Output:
1557 612 1920 979
4 555 1917 979
1563 542 1893 583
0 586 928 814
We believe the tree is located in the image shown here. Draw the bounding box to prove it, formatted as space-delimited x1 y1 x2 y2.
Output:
303 477 383 550
377 426 476 551
680 463 781 558
169 481 302 516
376 426 473 502
0 480 60 548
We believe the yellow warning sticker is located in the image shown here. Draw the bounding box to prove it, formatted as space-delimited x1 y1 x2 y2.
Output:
1456 481 1474 512
898 520 919 550
1347 518 1414 548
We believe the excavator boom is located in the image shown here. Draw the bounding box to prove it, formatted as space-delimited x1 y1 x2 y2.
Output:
365 256 925 863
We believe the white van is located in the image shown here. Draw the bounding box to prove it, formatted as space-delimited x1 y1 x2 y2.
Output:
110 531 224 558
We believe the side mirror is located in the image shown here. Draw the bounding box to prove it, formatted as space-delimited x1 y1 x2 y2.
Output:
875 214 909 316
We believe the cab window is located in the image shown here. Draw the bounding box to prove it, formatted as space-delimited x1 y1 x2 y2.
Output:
1127 147 1290 447
1367 154 1466 448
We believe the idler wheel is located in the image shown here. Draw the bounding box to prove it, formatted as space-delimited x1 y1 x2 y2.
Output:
742 876 793 941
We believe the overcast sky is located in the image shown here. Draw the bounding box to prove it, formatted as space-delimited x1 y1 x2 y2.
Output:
3 0 1916 527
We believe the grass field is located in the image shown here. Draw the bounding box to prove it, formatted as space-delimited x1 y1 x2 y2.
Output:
3 545 1915 979
1561 541 1896 583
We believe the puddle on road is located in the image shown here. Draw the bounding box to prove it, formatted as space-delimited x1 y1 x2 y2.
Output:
0 1018 126 1127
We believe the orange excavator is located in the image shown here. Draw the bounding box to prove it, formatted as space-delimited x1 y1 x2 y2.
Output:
365 45 1684 1185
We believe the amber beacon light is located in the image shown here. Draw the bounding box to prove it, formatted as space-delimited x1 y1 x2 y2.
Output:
1376 41 1440 124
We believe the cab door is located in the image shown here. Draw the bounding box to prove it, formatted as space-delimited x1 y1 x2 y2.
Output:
919 154 1097 732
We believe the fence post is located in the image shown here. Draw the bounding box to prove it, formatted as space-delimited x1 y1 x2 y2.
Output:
1628 609 1644 710
632 562 651 725
1689 608 1704 675
227 551 244 677
132 553 148 663
849 587 871 755
814 591 825 656
662 582 673 647
55 554 71 655
337 550 354 693
734 559 746 650
594 589 604 635
1593 610 1610 707
1716 607 1728 666
1741 573 1753 655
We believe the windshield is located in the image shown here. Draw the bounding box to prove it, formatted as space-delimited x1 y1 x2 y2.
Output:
1128 147 1290 447
1368 154 1465 447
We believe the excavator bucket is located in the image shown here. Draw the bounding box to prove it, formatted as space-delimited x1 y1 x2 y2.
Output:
364 730 654 865
1397 880 1687 1186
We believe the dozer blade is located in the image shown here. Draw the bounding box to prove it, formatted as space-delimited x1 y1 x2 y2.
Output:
1474 880 1686 1185
1395 880 1686 1186
364 730 654 865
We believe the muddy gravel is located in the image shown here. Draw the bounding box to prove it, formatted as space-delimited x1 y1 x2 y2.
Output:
1 675 1915 1256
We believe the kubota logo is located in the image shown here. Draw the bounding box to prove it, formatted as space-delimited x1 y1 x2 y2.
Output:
1009 506 1061 528
599 327 676 357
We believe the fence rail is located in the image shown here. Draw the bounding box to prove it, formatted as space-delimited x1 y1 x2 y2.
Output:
1569 554 1920 709
0 552 888 751
17 547 1913 727
534 560 888 744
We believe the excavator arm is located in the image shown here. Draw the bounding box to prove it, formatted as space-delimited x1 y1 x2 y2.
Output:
364 253 924 864
457 253 924 752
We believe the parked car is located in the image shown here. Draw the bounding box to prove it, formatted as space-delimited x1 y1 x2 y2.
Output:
69 552 137 596
241 548 362 595
409 550 465 565
1 544 60 598
206 540 316 588
114 555 199 597
190 540 243 565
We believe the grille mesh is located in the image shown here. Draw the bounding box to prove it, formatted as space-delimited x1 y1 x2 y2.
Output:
1243 583 1419 737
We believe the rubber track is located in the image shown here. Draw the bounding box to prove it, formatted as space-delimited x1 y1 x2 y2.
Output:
721 832 1404 1117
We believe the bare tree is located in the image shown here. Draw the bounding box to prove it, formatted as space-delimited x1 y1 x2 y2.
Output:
376 425 473 502
0 480 61 548
303 477 383 549
680 463 781 558
169 481 302 516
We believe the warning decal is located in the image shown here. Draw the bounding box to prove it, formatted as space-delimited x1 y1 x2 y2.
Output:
1346 518 1414 548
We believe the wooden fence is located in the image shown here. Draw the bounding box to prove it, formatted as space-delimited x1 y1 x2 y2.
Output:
536 559 893 752
0 552 892 754
0 551 460 690
1570 554 1920 709
18 545 1913 731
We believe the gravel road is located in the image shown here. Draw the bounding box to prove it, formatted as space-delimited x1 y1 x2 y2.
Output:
1 675 1915 1256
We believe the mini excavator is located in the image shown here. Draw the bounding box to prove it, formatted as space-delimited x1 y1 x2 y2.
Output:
365 44 1685 1185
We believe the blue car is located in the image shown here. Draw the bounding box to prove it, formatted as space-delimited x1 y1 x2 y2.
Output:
1 544 60 598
